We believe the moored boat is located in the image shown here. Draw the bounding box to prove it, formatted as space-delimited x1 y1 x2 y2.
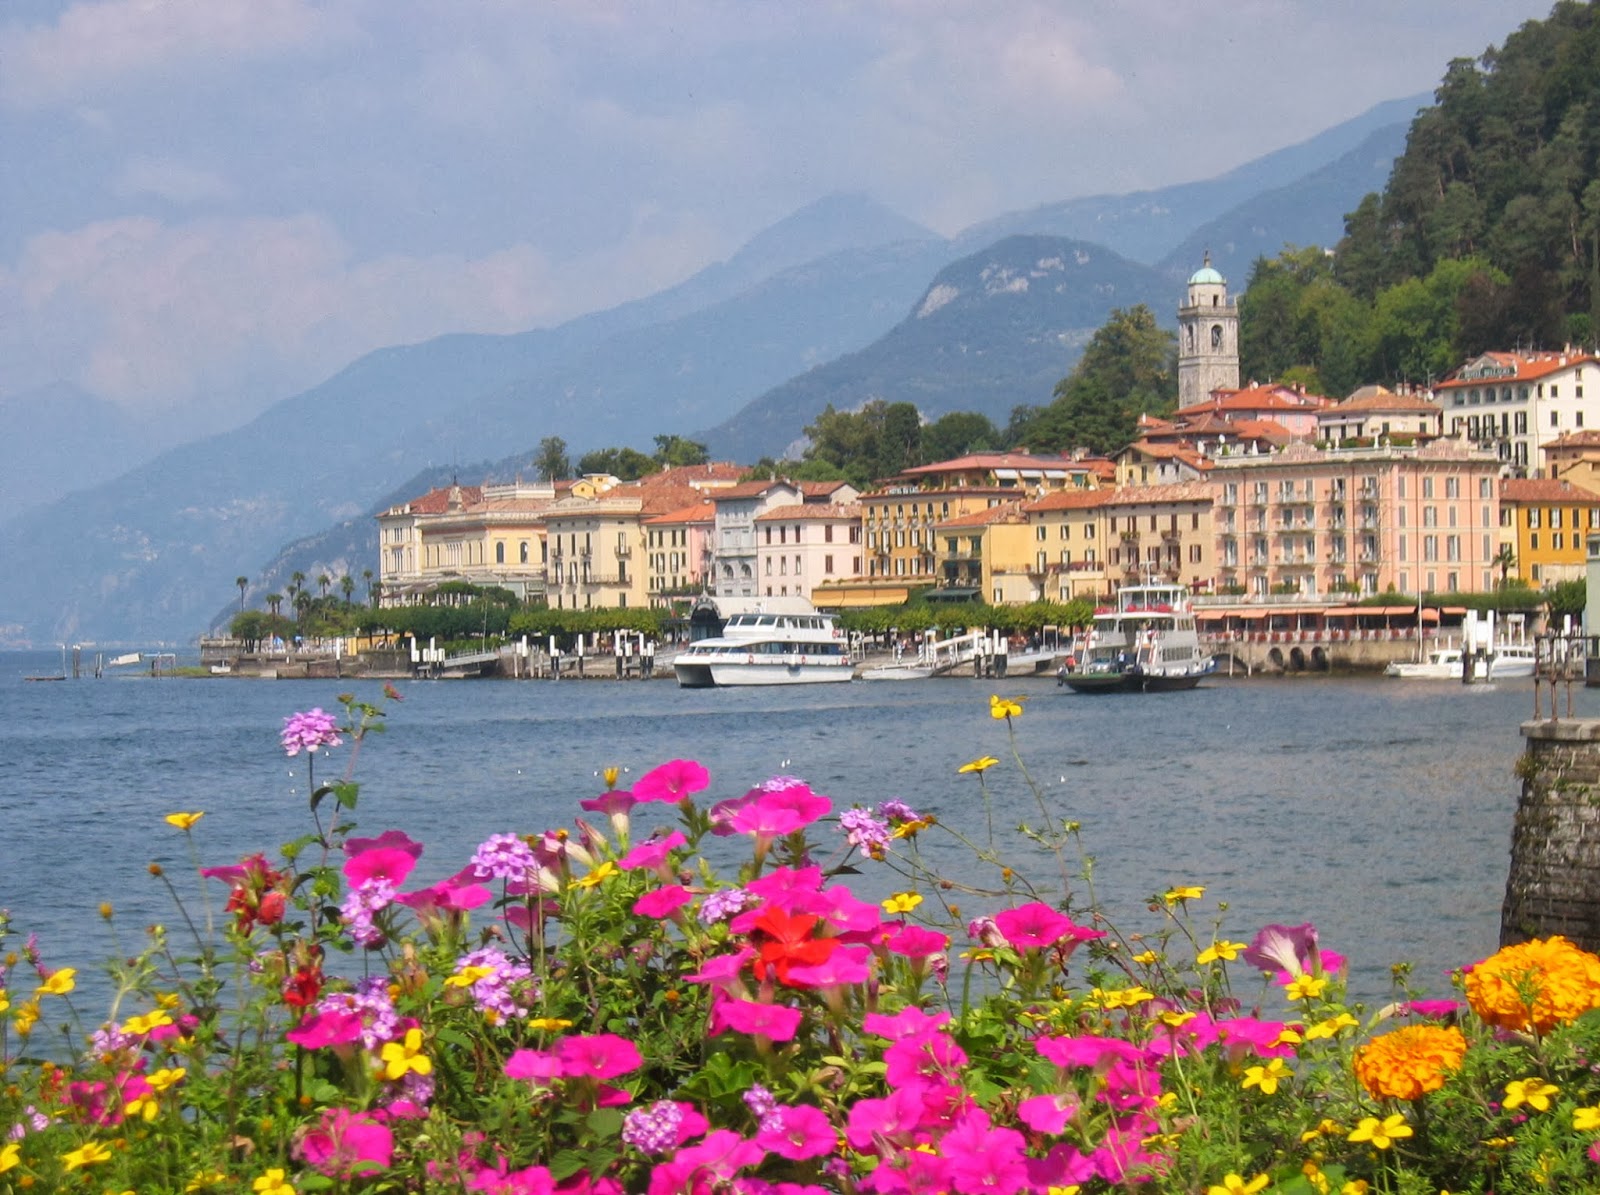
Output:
1057 581 1212 694
673 607 853 688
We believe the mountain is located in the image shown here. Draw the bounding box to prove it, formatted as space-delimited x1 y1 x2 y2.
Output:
698 236 1170 462
953 94 1427 265
1153 121 1412 284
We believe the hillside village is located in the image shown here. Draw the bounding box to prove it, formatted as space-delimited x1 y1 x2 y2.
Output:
374 260 1600 631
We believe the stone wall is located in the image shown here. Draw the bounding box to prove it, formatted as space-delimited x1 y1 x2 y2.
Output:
1502 720 1600 951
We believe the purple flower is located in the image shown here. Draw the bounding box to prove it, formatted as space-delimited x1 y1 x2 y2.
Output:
341 877 398 948
1241 922 1321 977
878 799 920 822
456 947 538 1023
839 808 892 855
281 708 343 756
698 887 756 926
470 833 539 882
622 1100 706 1155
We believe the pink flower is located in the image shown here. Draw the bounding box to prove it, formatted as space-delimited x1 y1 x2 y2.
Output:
1035 1033 1147 1071
631 759 710 804
994 902 1074 950
757 1104 836 1160
939 1108 1030 1192
786 943 873 988
1401 999 1462 1020
286 1009 364 1049
645 1130 764 1195
683 948 755 993
557 1033 643 1080
728 782 832 839
504 1048 563 1084
344 830 423 859
397 871 492 918
296 1107 394 1179
745 866 823 902
466 1161 556 1194
882 923 949 959
863 1007 950 1042
633 885 693 919
618 832 688 873
710 996 804 1043
281 708 343 756
344 847 419 889
1241 922 1321 977
1018 1093 1081 1135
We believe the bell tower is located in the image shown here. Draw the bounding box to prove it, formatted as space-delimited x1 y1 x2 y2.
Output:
1177 252 1239 407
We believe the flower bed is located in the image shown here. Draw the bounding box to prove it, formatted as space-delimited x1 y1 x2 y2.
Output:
4 692 1600 1193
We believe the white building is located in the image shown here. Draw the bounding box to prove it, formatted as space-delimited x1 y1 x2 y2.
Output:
1435 350 1600 474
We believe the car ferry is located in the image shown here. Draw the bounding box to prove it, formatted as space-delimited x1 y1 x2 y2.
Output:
1057 581 1212 693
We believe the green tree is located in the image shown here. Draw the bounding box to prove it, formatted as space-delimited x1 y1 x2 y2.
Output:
535 436 570 482
340 575 356 605
235 575 248 612
653 435 710 467
577 446 657 480
921 412 1001 462
1547 577 1587 623
802 400 923 488
264 592 283 618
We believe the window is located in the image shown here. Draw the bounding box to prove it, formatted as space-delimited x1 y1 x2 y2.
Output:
495 542 505 564
825 525 834 543
1422 477 1434 499
1552 410 1561 428
1036 525 1047 541
824 554 834 573
1552 508 1563 529
1529 509 1541 529
1554 533 1565 551
1445 478 1459 499
1531 533 1540 550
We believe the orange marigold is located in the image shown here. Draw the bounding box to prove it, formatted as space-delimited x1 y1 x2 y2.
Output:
1464 936 1600 1033
1353 1023 1468 1101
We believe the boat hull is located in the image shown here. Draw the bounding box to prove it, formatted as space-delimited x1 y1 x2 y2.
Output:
674 659 854 688
1060 668 1206 694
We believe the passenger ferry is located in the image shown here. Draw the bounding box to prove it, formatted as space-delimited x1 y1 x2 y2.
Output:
1057 581 1212 693
673 608 853 688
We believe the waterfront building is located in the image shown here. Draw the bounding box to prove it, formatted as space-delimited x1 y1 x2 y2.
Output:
1317 385 1443 443
1102 483 1215 592
1209 439 1501 599
1435 350 1600 473
933 501 1035 603
1114 440 1211 487
1017 489 1111 601
753 502 863 602
1498 478 1600 585
709 479 858 599
1538 429 1600 494
1176 254 1240 408
644 499 716 608
376 480 558 604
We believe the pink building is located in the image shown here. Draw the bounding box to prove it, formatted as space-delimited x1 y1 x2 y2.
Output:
1210 440 1502 599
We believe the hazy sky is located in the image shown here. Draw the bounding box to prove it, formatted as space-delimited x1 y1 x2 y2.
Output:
0 0 1557 426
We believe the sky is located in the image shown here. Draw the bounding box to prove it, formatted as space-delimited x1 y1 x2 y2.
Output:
0 0 1560 432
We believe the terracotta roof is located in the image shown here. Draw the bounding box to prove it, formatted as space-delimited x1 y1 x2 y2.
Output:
860 484 1020 500
1120 440 1213 470
1101 482 1214 507
1544 430 1600 450
1500 478 1600 503
798 480 854 498
898 452 1086 476
644 499 717 526
1437 351 1598 390
388 484 484 515
755 502 861 521
1175 384 1333 418
1022 489 1112 513
636 462 747 488
935 501 1028 529
1326 387 1442 414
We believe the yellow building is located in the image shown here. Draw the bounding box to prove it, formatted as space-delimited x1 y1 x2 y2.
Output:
1018 489 1111 601
376 481 557 604
1102 483 1215 592
933 502 1038 603
1498 478 1600 585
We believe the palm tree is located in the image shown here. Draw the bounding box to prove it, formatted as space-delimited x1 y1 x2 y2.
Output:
317 574 332 598
340 575 356 605
1493 543 1517 589
294 591 313 623
235 575 249 612
265 592 283 618
362 568 375 606
289 571 307 601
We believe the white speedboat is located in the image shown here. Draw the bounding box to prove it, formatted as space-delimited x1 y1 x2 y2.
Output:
673 610 853 687
1384 641 1536 680
1058 581 1212 693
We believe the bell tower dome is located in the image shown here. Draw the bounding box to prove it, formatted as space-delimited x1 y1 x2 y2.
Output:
1177 252 1239 407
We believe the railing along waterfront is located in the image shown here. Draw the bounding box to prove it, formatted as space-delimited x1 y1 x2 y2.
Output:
1533 631 1594 721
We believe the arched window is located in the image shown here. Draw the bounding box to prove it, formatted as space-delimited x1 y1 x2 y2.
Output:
1210 324 1223 349
495 542 505 564
519 542 529 564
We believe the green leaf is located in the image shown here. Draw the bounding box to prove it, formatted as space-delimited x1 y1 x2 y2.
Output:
586 1106 623 1139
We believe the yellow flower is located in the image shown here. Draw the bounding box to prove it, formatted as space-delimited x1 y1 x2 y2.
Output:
1353 1023 1467 1101
0 1142 19 1173
186 1172 230 1191
37 968 76 996
1241 1057 1291 1095
380 1027 432 1081
1156 1009 1195 1029
0 988 8 1014
1348 1113 1413 1150
1162 885 1204 905
1341 1183 1370 1195
1086 985 1154 1009
1207 1175 1270 1195
1300 1118 1344 1143
958 755 999 774
164 811 205 830
1574 1105 1600 1132
1131 949 1160 965
147 1066 186 1092
12 999 39 1035
1196 939 1247 964
1503 1077 1559 1112
601 765 621 788
989 694 1023 720
527 1017 573 1032
1304 1013 1359 1040
124 1009 174 1035
444 965 495 989
1285 973 1328 1001
253 1168 297 1195
570 860 617 889
882 892 923 914
126 1093 160 1122
61 1141 113 1170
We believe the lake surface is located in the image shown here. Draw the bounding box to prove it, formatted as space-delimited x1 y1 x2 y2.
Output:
1 649 1581 1014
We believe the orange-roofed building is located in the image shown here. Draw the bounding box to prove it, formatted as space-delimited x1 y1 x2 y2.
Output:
1318 385 1443 443
1018 489 1112 600
1499 477 1600 585
931 502 1037 603
1114 440 1212 487
376 480 558 604
709 478 859 600
1541 430 1600 496
753 503 863 603
644 499 716 608
1174 383 1334 438
1435 350 1600 473
1101 483 1215 592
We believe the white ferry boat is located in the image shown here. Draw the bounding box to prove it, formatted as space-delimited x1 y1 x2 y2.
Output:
1057 581 1212 694
673 608 853 688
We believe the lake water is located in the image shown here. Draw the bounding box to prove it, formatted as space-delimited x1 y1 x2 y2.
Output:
1 649 1580 1015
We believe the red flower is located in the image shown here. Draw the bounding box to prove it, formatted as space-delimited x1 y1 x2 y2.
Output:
283 962 324 1007
750 906 839 987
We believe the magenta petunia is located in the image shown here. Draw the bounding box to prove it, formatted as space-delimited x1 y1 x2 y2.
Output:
1035 1033 1147 1071
787 943 873 989
632 885 693 919
630 759 710 804
556 1033 643 1080
344 829 424 859
993 902 1075 950
710 995 804 1042
745 866 824 902
1018 1092 1082 1135
882 923 950 959
1241 922 1321 977
863 1006 951 1041
940 1108 1030 1193
618 831 687 872
645 1130 764 1195
396 872 492 917
756 1104 837 1160
285 1008 364 1049
683 948 756 992
344 847 419 889
728 783 832 839
504 1048 564 1084
295 1107 394 1179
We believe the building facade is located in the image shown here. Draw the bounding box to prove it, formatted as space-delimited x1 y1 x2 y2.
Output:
1436 351 1600 473
1102 483 1215 591
753 503 863 602
1499 478 1600 585
1176 255 1240 408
